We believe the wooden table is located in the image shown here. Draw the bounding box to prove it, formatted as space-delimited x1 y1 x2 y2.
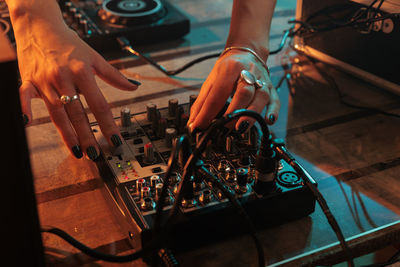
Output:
26 0 400 266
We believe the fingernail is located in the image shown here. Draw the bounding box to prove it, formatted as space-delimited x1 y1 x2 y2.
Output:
191 127 201 137
268 114 276 124
86 146 99 161
22 114 29 126
128 78 141 86
237 120 250 134
111 134 122 147
71 145 83 159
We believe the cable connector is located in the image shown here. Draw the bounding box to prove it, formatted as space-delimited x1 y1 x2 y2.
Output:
254 134 278 194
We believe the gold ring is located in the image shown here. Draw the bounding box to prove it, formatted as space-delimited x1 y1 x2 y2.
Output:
60 94 79 104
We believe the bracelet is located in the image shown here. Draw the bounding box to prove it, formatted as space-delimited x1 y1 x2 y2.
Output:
220 46 270 75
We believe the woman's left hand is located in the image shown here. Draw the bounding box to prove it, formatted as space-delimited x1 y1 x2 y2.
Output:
187 49 280 134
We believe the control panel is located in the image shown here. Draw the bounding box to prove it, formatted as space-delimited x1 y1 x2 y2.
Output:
93 96 317 251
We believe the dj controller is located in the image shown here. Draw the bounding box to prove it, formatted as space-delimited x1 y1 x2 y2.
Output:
0 0 190 51
92 96 317 251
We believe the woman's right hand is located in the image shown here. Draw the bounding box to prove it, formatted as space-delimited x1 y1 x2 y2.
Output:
9 1 139 160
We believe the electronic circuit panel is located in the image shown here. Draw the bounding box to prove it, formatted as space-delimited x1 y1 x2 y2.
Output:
93 97 317 251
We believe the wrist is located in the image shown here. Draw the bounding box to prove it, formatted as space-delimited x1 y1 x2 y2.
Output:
225 38 270 62
7 0 66 32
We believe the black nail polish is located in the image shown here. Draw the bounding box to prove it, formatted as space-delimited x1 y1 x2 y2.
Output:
111 134 122 147
269 114 276 123
237 121 250 134
86 146 99 161
128 78 141 86
191 127 201 137
22 114 29 126
71 145 83 159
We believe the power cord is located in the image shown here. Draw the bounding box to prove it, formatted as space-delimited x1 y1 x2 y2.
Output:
116 30 291 77
308 58 400 119
41 226 147 263
274 142 355 267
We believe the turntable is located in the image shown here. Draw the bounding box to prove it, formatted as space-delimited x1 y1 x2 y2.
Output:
61 0 190 51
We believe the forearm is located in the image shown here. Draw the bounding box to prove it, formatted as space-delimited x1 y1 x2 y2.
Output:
6 0 68 41
5 0 74 60
226 0 277 61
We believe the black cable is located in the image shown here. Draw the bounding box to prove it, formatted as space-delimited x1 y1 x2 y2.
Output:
161 110 271 267
117 29 292 78
309 58 400 119
41 226 147 262
166 110 271 225
153 135 190 234
273 145 355 267
197 166 265 267
117 36 220 76
293 0 399 35
269 28 292 55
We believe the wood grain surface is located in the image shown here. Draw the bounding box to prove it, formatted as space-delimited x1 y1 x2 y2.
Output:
26 0 400 266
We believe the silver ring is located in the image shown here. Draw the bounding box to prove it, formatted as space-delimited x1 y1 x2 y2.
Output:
60 94 80 104
239 70 256 86
255 79 264 89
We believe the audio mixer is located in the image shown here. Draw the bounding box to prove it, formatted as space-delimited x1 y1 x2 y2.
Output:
92 96 317 251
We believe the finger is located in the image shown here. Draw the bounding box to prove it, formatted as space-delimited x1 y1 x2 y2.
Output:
42 94 83 159
223 79 257 129
92 52 139 91
19 81 40 125
235 81 271 132
57 77 100 161
265 85 280 125
187 76 213 125
75 71 123 150
189 74 237 131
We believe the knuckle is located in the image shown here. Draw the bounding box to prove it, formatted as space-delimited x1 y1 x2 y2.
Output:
236 86 254 100
72 62 91 79
48 66 67 83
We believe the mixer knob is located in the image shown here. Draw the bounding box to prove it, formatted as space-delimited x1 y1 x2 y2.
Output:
140 197 155 211
155 183 163 200
146 103 157 122
236 168 248 186
150 175 160 188
136 178 146 194
199 189 212 205
74 13 82 25
144 143 155 164
181 176 197 208
217 160 229 173
120 107 131 127
225 169 236 183
235 168 249 194
168 98 179 117
141 186 151 199
80 19 90 36
189 94 198 110
225 136 234 153
165 128 177 148
168 172 181 186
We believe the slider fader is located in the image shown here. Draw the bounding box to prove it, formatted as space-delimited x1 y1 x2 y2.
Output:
92 96 317 251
